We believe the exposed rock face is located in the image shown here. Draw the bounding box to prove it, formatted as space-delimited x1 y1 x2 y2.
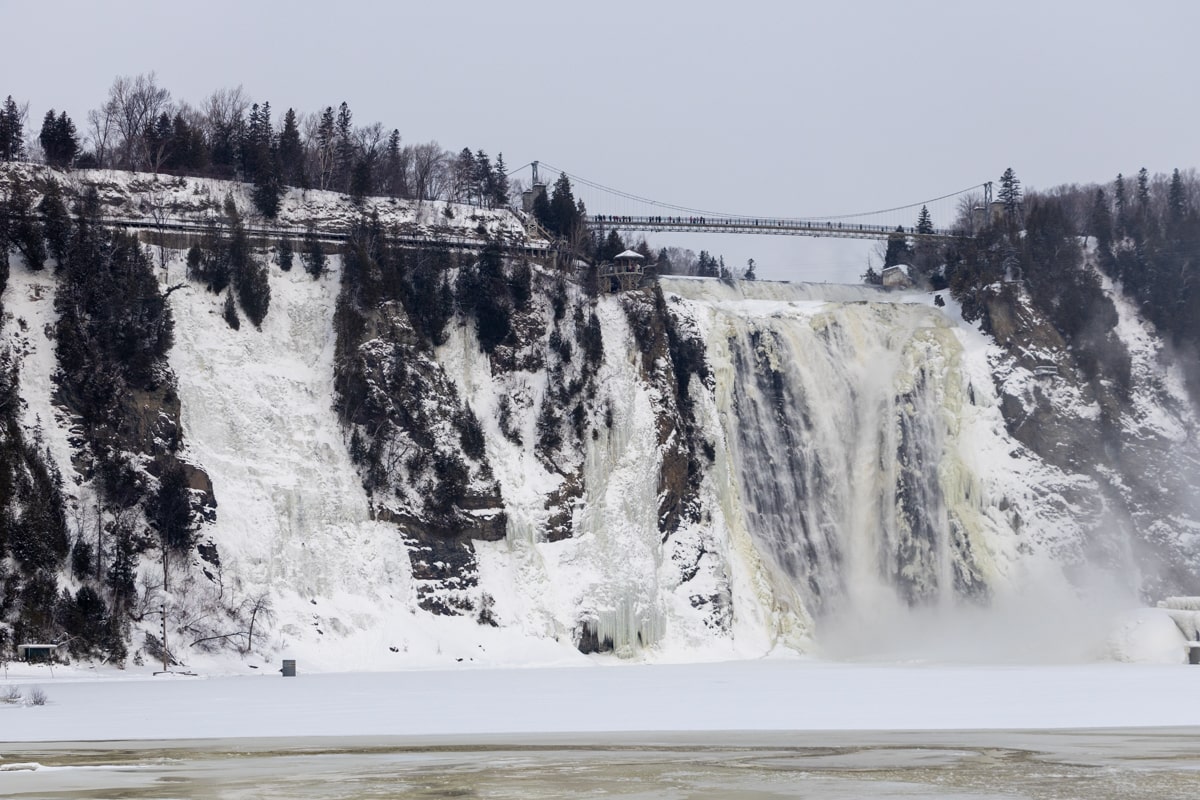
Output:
980 282 1200 594
335 285 504 615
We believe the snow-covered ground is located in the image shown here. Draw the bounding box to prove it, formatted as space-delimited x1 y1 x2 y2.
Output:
1 655 1199 743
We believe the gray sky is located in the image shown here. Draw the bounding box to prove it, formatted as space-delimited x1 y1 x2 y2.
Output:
3 0 1197 281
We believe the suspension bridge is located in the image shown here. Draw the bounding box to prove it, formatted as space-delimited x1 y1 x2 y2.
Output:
511 162 990 243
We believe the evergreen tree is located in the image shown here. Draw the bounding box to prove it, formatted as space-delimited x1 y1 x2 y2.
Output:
223 288 240 329
493 153 510 207
316 106 336 189
39 109 78 168
246 102 283 218
744 258 756 280
656 247 673 276
37 180 72 264
6 179 46 269
1114 173 1129 239
1089 187 1114 248
277 108 304 186
334 101 354 191
302 224 326 277
474 150 493 207
547 173 581 239
998 167 1022 223
696 250 719 278
278 237 294 271
0 95 24 161
532 188 553 232
597 229 626 262
151 463 194 552
383 129 404 197
224 202 271 326
1168 167 1187 225
165 112 205 172
349 154 375 204
883 226 913 267
916 205 934 235
1136 167 1151 207
456 148 476 203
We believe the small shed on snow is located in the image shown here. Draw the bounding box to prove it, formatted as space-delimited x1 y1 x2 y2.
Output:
882 264 913 289
17 643 62 662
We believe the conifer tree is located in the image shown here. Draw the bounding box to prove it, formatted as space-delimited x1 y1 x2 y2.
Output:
223 287 240 329
316 106 336 189
39 109 78 168
6 179 46 269
334 101 354 191
245 102 282 218
278 237 294 271
383 129 404 197
302 224 326 278
916 205 933 234
1114 173 1129 239
277 108 304 187
883 227 913 268
998 167 1022 223
0 96 24 161
456 148 476 204
1089 188 1114 249
548 173 580 239
493 153 509 208
474 150 493 207
1168 167 1187 224
37 181 72 263
1136 167 1150 207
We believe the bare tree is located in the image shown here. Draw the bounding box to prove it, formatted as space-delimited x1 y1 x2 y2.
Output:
201 85 250 142
105 73 173 170
86 104 116 167
201 86 249 177
353 122 386 163
299 111 323 189
241 593 274 655
955 191 984 233
411 141 447 202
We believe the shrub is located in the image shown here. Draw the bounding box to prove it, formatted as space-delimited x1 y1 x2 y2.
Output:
278 237 294 271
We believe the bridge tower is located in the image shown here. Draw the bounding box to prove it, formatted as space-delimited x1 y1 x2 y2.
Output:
521 160 548 213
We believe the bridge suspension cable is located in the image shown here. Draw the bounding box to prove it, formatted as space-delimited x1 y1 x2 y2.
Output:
529 161 985 224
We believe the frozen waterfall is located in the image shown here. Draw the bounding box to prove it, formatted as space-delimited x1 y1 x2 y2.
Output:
665 279 990 625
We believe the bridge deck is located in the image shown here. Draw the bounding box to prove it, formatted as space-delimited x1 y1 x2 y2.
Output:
586 216 962 241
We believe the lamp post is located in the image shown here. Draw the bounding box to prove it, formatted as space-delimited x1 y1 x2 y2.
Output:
160 604 168 674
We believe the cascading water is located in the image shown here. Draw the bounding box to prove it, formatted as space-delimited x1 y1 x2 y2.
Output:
664 279 989 629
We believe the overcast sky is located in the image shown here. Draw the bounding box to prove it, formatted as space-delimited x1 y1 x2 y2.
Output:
3 0 1197 281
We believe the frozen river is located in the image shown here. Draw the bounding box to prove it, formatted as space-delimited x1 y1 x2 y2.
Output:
4 660 1200 797
4 729 1200 799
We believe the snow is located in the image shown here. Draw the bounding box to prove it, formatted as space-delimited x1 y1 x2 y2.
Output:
6 208 1200 748
1107 608 1188 663
1 163 533 246
1 658 1198 743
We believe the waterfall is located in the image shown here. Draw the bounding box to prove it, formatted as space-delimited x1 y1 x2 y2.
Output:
665 279 987 627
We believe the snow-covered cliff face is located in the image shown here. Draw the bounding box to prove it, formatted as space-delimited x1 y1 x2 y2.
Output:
6 235 1200 669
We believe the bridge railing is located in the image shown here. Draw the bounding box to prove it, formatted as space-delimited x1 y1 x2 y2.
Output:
585 215 962 241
